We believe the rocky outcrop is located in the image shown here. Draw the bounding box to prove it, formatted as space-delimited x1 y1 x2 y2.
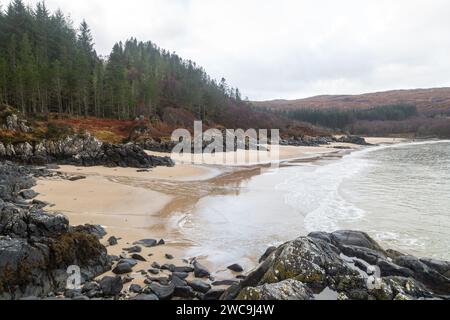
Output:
0 134 174 168
237 279 314 300
280 135 370 147
224 231 449 300
280 136 334 147
333 135 369 145
0 162 111 300
1 114 32 133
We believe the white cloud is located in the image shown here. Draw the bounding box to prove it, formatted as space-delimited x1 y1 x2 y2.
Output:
12 0 450 99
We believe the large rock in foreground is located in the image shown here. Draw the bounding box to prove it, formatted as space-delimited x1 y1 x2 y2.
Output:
225 231 449 300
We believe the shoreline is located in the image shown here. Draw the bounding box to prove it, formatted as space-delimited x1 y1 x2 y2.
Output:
33 137 405 285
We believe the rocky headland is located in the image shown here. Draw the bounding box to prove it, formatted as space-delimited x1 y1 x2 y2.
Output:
0 111 174 168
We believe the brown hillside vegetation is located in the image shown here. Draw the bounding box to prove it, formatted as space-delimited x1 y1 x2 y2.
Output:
0 104 329 146
253 87 450 116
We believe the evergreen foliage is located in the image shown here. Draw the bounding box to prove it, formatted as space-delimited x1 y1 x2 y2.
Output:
0 1 242 120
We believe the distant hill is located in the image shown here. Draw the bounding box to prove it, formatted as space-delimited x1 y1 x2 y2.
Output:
253 88 450 116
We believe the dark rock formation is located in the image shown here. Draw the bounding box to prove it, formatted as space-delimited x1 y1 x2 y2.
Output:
187 279 211 294
133 239 158 247
227 264 244 273
0 162 111 300
0 134 174 168
280 135 334 147
112 262 133 275
226 230 449 300
99 276 123 297
333 135 370 145
193 260 211 278
237 279 314 300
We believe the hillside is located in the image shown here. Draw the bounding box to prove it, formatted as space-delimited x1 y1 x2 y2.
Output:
253 88 450 138
0 1 324 139
253 87 450 116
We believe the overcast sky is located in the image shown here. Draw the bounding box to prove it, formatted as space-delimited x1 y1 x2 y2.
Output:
13 0 450 100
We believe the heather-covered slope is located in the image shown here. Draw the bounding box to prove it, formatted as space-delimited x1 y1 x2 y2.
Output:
253 87 450 116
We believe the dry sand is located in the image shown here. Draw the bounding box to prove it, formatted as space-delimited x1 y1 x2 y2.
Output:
33 138 405 284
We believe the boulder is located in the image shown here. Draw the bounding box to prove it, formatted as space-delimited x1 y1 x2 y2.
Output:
19 189 38 200
187 279 211 294
130 294 159 300
174 286 196 298
227 264 244 273
419 258 450 278
394 255 450 294
203 288 226 300
193 260 211 278
236 279 314 300
99 276 123 296
148 268 159 275
259 246 277 263
258 237 357 290
173 266 194 273
131 254 146 262
148 282 175 300
329 230 386 253
129 284 142 294
133 239 158 248
377 260 414 278
107 236 118 246
112 262 133 275
123 245 141 253
232 231 450 300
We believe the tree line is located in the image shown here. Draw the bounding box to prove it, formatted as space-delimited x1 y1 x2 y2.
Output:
273 104 418 130
0 0 243 121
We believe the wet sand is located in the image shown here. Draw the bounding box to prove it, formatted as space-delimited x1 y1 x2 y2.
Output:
33 139 401 282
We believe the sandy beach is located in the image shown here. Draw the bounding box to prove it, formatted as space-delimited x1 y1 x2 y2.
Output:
33 137 403 283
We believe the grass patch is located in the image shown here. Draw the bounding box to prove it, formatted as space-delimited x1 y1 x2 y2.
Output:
92 130 124 144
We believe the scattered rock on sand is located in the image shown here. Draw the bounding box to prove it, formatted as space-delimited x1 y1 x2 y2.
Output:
203 288 226 300
112 262 133 274
68 175 86 181
148 283 175 300
148 268 160 275
193 260 211 278
172 272 189 279
99 276 123 296
123 245 142 253
131 254 147 262
129 284 142 294
173 266 194 273
133 239 158 248
187 280 211 294
165 253 174 260
161 263 176 271
107 236 118 246
174 286 196 298
118 258 138 267
122 275 134 284
227 264 244 273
